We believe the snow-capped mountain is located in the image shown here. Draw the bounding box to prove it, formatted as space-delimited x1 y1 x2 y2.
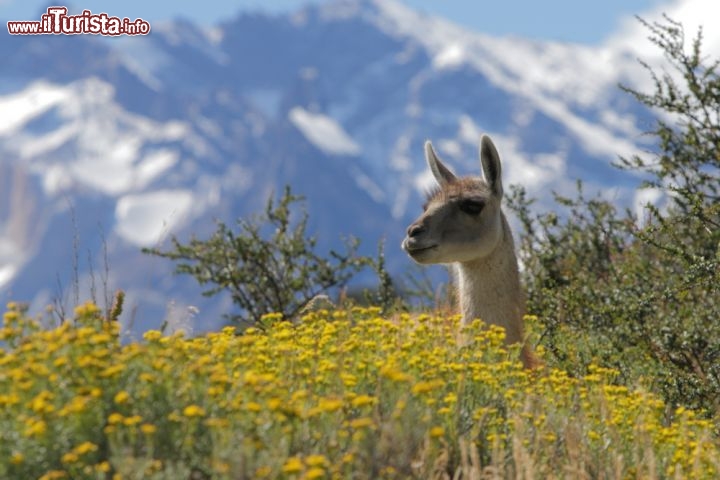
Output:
0 0 715 332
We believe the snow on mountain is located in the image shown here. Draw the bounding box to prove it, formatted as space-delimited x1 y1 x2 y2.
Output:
115 190 195 247
0 0 714 331
607 0 720 63
2 78 195 195
0 81 70 136
288 106 361 156
367 0 645 165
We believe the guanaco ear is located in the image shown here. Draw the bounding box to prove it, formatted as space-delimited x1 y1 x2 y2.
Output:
480 135 503 197
425 140 457 186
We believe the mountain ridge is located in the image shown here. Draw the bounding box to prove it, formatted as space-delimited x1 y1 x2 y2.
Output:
0 0 712 332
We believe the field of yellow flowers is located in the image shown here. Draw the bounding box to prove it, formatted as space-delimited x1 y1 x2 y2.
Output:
1 301 719 479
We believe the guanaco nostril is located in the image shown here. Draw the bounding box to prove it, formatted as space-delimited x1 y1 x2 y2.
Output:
407 224 426 238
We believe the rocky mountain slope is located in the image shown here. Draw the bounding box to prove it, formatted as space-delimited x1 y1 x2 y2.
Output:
0 0 714 332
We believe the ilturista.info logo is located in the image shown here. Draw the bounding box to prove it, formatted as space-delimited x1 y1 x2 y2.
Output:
7 6 151 36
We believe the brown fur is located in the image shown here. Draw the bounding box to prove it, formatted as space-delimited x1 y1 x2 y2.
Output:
403 136 540 369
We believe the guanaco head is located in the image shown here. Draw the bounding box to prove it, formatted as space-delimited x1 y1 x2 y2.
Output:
402 135 505 265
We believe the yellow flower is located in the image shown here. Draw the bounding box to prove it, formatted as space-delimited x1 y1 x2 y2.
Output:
261 312 284 324
53 356 69 367
74 301 101 318
350 395 376 408
379 365 411 382
221 325 237 335
100 364 125 378
141 423 157 434
281 456 303 474
108 413 124 425
0 393 20 406
305 454 329 467
183 405 206 417
113 391 130 404
28 390 55 414
89 332 111 345
61 452 79 464
411 380 442 395
349 417 374 429
266 397 283 410
6 303 719 479
93 347 111 359
74 441 98 455
23 418 47 437
123 415 143 426
143 330 163 341
77 355 97 368
317 397 343 413
306 467 325 479
341 372 358 387
0 326 18 340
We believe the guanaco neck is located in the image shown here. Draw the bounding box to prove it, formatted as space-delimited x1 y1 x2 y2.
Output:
455 214 525 344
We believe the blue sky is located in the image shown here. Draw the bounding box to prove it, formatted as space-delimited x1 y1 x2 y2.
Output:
3 0 668 45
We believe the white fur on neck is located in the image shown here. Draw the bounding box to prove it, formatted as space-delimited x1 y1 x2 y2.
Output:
453 215 524 344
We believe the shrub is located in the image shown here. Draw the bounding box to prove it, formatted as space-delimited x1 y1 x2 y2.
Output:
144 186 394 326
506 16 720 414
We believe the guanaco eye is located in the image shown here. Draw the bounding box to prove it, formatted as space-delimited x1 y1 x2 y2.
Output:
458 199 484 215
